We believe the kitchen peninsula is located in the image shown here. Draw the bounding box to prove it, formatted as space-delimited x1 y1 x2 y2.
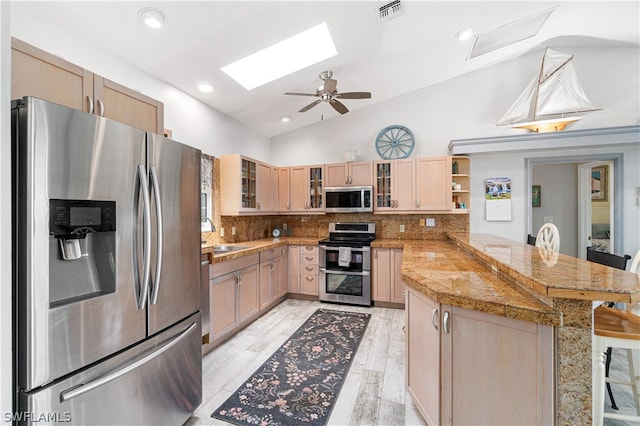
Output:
401 232 639 426
201 232 639 425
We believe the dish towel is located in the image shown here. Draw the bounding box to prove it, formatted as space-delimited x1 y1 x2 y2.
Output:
338 247 352 267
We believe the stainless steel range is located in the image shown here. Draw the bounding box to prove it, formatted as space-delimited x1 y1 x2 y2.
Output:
318 222 375 306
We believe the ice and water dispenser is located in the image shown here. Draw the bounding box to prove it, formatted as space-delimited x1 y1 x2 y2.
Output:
49 199 116 306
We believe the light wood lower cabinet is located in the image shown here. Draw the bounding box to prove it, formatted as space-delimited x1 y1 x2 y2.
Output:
372 248 404 304
259 246 287 311
406 286 555 425
287 245 319 296
210 254 259 345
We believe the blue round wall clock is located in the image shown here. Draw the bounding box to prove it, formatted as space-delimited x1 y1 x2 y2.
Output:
375 125 415 159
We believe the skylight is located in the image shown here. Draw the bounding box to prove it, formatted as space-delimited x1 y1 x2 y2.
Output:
221 23 337 90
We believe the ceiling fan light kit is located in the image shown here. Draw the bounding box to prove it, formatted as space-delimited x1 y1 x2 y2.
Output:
284 70 372 115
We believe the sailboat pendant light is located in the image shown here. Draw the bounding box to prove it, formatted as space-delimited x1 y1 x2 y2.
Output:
497 47 600 132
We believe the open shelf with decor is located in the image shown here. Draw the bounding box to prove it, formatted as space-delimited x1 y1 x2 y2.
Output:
451 156 470 213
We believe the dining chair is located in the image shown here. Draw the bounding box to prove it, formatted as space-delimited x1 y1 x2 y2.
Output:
535 223 560 252
587 247 633 411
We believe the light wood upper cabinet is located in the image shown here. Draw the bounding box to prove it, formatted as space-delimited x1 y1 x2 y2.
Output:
415 156 451 211
256 162 278 213
93 76 164 134
220 155 278 215
11 38 93 113
278 167 291 213
11 38 164 134
325 161 373 187
290 165 325 213
374 159 415 212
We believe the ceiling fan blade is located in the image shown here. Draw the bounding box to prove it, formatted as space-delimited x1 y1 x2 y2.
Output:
335 92 372 99
299 99 322 112
285 92 318 97
330 99 349 114
323 78 338 93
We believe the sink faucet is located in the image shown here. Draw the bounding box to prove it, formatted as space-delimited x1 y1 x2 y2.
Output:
201 217 216 232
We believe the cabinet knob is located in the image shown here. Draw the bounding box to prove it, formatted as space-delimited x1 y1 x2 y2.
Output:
305 256 313 261
305 266 313 271
416 199 420 208
97 99 105 117
305 276 313 281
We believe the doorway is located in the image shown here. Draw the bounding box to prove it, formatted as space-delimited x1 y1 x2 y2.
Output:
577 161 614 258
526 154 623 259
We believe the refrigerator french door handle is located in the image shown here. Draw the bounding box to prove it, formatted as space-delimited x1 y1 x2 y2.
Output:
59 322 197 403
137 164 152 310
149 166 163 305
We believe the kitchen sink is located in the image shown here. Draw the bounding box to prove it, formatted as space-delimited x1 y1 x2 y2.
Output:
213 245 251 254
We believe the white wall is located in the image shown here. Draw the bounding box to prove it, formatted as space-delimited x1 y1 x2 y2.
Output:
272 45 640 258
532 163 579 257
9 8 272 162
272 46 639 166
0 3 11 424
471 143 640 259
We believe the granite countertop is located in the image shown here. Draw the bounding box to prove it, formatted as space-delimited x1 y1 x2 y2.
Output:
447 233 640 304
201 233 638 326
201 237 321 263
373 239 562 326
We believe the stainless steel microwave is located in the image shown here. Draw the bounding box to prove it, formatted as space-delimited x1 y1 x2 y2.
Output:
324 186 373 213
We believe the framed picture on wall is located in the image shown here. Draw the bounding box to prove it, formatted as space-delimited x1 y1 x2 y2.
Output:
591 166 608 202
532 185 541 207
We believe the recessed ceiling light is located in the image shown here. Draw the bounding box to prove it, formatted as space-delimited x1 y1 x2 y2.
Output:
280 115 291 123
221 22 337 90
456 27 473 41
198 83 213 93
139 7 166 29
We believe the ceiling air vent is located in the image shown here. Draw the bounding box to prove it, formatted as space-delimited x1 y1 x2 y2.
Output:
377 0 404 23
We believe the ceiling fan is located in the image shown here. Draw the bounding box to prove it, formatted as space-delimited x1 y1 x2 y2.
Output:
284 70 372 114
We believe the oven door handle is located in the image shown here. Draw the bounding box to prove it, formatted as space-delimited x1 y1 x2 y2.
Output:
319 245 370 252
320 268 370 276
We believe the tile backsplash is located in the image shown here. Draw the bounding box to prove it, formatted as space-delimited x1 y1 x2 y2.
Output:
218 213 468 243
201 155 468 245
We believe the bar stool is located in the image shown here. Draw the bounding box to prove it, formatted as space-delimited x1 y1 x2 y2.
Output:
587 247 633 411
593 306 640 424
535 223 560 252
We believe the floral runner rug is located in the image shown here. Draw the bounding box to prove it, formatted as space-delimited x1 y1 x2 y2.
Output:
211 308 371 426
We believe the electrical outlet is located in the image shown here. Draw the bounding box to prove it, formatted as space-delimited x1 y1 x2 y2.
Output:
282 223 288 230
426 218 435 227
399 224 405 233
220 228 224 237
419 218 425 226
544 217 553 223
232 226 236 236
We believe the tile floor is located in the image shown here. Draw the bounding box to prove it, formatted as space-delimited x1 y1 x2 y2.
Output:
186 298 638 426
185 298 426 426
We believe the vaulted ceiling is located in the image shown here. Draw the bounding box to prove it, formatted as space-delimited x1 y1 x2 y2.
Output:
11 1 639 137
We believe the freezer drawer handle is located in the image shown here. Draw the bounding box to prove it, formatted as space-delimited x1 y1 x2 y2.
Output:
136 164 152 310
150 166 163 305
59 321 197 403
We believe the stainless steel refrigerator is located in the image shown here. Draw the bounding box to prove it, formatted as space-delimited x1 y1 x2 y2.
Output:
11 97 202 425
